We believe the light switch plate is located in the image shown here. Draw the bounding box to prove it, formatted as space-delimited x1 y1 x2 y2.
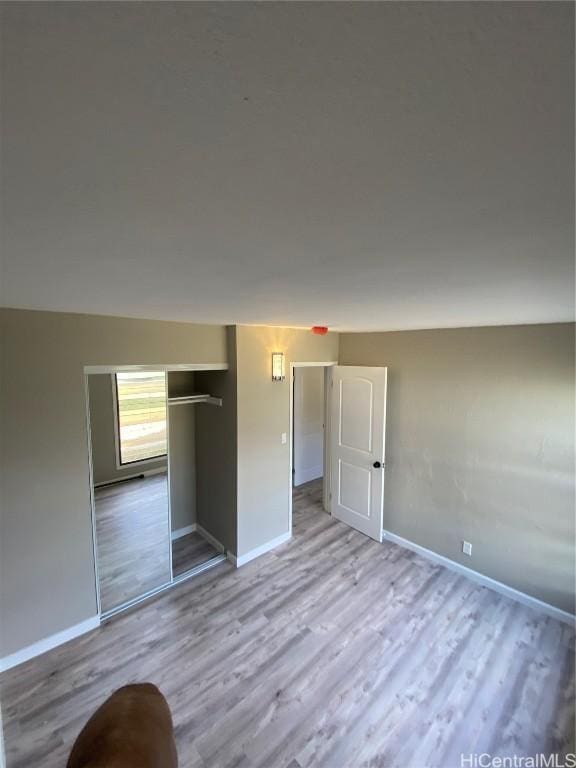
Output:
462 541 472 556
281 432 287 444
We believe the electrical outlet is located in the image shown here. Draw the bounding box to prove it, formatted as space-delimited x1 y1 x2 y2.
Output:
462 541 472 556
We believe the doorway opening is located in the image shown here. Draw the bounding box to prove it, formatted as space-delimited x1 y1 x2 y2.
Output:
290 363 334 533
290 364 388 544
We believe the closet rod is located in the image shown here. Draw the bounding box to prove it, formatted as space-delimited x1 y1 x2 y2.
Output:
168 394 222 407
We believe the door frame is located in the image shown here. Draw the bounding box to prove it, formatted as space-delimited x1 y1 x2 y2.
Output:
84 363 228 619
289 361 337 536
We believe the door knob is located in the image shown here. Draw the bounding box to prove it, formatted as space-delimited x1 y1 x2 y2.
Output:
373 461 382 468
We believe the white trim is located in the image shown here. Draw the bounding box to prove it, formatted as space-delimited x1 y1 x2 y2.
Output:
171 523 197 541
232 531 291 568
196 524 225 554
168 395 222 407
166 393 174 579
111 372 121 469
289 361 338 368
84 363 229 374
0 616 100 673
171 553 227 585
323 366 333 514
94 466 167 488
84 374 102 616
382 529 575 626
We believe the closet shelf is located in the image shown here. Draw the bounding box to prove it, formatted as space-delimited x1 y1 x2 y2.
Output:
168 394 222 407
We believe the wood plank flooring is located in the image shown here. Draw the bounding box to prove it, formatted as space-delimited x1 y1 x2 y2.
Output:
172 532 220 577
2 479 574 767
94 473 171 612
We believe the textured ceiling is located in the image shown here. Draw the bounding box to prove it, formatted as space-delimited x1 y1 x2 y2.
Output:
1 2 574 331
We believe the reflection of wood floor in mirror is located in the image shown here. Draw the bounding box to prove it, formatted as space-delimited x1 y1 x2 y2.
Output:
95 473 171 612
172 532 219 577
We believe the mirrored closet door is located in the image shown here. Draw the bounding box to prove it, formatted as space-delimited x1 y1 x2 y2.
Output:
88 371 171 614
87 367 228 618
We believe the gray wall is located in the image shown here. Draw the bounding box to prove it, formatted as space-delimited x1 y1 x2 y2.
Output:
339 323 575 613
168 405 196 534
167 372 196 399
0 309 227 657
87 374 167 486
195 332 238 553
166 372 196 534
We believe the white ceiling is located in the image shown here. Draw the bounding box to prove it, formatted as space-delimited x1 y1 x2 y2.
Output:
1 2 574 331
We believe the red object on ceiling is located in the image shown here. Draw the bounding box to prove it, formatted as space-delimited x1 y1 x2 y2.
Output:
311 326 328 335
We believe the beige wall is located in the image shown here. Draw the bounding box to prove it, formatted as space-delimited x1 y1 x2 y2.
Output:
0 312 337 656
0 309 227 657
87 374 167 486
339 323 575 613
4 310 570 661
235 326 338 557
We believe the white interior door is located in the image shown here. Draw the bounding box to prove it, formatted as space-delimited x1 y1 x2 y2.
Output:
330 366 387 541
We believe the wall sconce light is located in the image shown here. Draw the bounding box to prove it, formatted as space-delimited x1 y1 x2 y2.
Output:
271 352 285 382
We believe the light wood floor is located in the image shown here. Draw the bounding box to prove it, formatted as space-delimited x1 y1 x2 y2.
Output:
172 531 220 577
94 473 171 612
2 480 574 767
95 474 220 605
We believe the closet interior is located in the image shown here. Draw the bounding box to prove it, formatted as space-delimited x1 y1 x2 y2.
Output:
87 367 231 618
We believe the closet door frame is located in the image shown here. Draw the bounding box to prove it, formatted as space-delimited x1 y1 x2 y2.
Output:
84 363 228 619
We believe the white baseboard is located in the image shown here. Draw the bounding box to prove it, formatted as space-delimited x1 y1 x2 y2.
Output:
196 524 225 554
294 466 323 486
382 529 575 626
0 615 101 673
232 531 292 568
171 524 197 541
